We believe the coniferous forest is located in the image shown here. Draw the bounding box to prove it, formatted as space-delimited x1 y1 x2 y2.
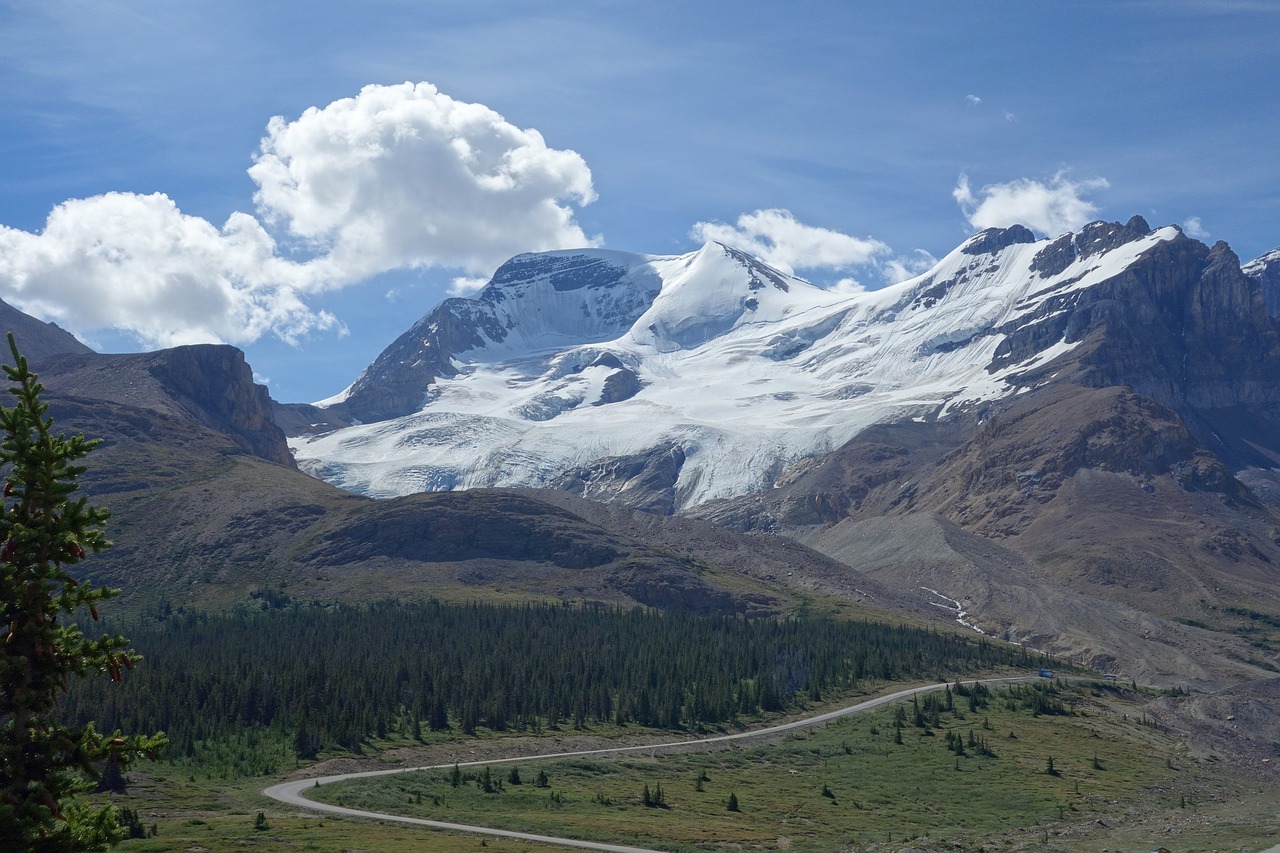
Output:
61 598 1041 773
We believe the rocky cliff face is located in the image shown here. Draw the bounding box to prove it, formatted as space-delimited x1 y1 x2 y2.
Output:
331 299 505 423
41 345 295 468
991 221 1280 413
555 443 687 515
1243 246 1280 317
145 345 296 467
323 250 663 424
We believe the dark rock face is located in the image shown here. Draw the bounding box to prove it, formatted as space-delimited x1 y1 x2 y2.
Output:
993 227 1280 413
720 244 792 291
1242 247 1280 318
961 224 1036 256
145 345 296 468
1029 216 1151 277
41 345 295 468
335 299 506 424
596 368 642 405
483 252 632 296
556 443 686 515
308 491 622 569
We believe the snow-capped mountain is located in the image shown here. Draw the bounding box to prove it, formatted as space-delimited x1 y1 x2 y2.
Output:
1243 245 1280 318
290 216 1278 512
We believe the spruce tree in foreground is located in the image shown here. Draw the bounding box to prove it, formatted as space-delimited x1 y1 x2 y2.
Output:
0 335 166 851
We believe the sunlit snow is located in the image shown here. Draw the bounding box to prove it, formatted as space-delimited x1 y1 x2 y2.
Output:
291 228 1180 510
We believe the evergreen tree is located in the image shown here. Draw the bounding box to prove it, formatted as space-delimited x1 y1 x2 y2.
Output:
293 715 320 761
95 760 126 794
726 791 740 812
0 335 166 852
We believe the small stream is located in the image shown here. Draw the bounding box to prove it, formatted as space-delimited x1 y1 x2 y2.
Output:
920 586 986 635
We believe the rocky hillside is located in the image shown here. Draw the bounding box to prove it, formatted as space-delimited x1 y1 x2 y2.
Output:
282 219 1280 687
10 327 905 621
43 345 296 467
694 382 1280 687
0 297 92 365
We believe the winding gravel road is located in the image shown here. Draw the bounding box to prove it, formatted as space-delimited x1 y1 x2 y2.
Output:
264 676 1038 852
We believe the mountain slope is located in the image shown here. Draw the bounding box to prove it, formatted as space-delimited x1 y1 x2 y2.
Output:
292 217 1249 513
23 335 894 620
0 297 93 366
695 383 1280 685
285 218 1280 685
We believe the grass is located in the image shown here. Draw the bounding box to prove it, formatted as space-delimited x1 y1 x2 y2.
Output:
300 681 1265 852
99 680 1280 852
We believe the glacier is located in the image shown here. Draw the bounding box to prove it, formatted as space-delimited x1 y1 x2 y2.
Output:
290 220 1183 509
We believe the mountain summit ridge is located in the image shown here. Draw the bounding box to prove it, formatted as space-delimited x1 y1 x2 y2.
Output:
292 216 1244 511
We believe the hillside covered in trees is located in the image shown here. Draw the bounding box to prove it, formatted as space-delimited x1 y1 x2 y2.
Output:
63 599 1041 773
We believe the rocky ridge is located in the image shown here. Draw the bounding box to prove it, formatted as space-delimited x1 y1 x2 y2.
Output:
285 219 1280 686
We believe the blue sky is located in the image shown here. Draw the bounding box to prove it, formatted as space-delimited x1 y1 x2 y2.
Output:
1 0 1277 403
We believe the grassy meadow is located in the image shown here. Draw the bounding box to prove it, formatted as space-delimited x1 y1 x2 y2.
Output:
96 679 1279 853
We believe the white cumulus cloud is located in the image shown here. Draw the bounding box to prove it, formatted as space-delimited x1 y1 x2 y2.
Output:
882 249 940 284
953 171 1109 236
689 209 890 277
0 192 336 349
0 82 600 350
1182 216 1210 239
249 81 598 284
448 276 490 297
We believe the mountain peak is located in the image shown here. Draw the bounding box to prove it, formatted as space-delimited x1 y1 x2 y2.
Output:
1028 216 1157 278
960 224 1036 256
0 297 93 366
480 247 652 302
625 242 839 352
294 217 1265 512
1241 245 1280 319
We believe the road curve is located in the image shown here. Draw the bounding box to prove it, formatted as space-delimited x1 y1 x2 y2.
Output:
264 676 1039 852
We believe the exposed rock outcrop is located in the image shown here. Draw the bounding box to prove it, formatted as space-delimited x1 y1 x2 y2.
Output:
146 345 295 467
41 345 295 468
1243 246 1280 317
556 443 686 515
995 226 1280 414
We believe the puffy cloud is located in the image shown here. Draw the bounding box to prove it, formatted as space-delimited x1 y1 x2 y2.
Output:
249 81 598 284
689 209 890 277
0 192 336 349
1182 216 1210 239
0 82 600 350
953 172 1109 236
965 94 982 106
448 276 490 297
882 249 940 284
826 277 868 296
